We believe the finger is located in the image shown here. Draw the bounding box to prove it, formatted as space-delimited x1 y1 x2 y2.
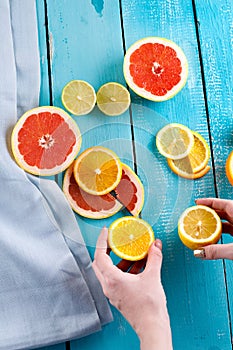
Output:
94 227 114 273
92 261 106 288
129 258 146 274
143 239 163 277
195 198 231 212
222 222 233 236
117 259 133 272
195 243 233 260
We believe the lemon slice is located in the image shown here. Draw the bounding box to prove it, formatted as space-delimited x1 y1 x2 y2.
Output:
96 82 131 116
178 205 222 250
156 123 194 160
73 146 122 196
62 80 96 115
167 131 210 178
108 216 155 261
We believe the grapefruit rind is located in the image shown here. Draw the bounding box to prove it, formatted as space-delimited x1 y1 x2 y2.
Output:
178 205 222 250
11 106 82 176
108 216 155 261
73 146 122 196
115 163 144 216
63 164 122 219
156 123 194 160
123 37 188 102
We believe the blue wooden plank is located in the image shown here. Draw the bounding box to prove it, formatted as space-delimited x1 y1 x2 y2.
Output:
121 0 231 349
194 0 233 339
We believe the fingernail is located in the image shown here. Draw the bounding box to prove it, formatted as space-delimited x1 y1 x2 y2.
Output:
194 249 206 259
154 239 162 249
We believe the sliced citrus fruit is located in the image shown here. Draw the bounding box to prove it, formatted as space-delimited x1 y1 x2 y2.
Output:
123 37 188 101
178 205 222 250
96 82 131 116
61 80 96 115
11 106 82 176
167 131 211 178
73 146 122 196
108 216 155 261
226 151 233 186
63 163 122 219
114 163 144 216
156 123 194 160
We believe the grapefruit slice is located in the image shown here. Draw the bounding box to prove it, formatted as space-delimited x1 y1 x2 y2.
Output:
63 163 122 219
124 37 188 101
114 163 144 216
11 106 82 176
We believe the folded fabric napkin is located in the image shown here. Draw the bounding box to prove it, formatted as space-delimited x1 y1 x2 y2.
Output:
0 1 112 349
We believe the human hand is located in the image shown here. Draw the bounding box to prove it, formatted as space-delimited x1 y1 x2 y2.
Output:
92 227 173 350
195 198 233 260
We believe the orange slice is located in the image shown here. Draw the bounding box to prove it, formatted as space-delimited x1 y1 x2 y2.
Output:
226 151 233 186
73 146 122 196
178 205 222 250
167 131 210 178
108 216 155 261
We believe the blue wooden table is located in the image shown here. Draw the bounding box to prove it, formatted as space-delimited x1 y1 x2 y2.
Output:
36 1 233 349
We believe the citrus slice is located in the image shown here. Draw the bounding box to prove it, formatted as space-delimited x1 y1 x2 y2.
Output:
61 80 96 115
73 146 122 196
178 205 222 250
156 123 194 160
96 82 131 116
108 216 155 261
167 131 211 178
226 151 233 186
11 106 82 176
114 163 144 216
63 163 122 219
123 37 188 101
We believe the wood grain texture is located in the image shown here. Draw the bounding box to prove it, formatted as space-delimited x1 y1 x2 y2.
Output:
121 0 231 349
194 0 233 343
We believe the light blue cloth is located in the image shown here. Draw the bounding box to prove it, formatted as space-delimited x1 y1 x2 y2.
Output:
0 1 112 349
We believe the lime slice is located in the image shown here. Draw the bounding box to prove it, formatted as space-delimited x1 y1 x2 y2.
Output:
61 80 96 115
96 82 131 116
156 123 194 160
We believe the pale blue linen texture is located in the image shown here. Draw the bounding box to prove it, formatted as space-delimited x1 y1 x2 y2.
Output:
0 1 112 349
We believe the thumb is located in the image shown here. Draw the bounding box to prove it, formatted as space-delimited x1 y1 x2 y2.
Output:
144 239 163 277
194 243 233 260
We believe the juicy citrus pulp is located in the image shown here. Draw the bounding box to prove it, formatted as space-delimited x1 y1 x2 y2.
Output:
73 146 122 196
226 151 233 186
123 37 188 101
61 80 96 115
108 216 155 261
11 106 82 176
167 131 210 178
96 82 131 116
178 205 222 250
63 163 122 219
156 123 194 160
114 163 144 216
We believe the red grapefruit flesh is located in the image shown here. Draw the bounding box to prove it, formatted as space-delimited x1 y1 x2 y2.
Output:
114 163 144 216
123 37 188 101
11 106 82 176
63 163 122 219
